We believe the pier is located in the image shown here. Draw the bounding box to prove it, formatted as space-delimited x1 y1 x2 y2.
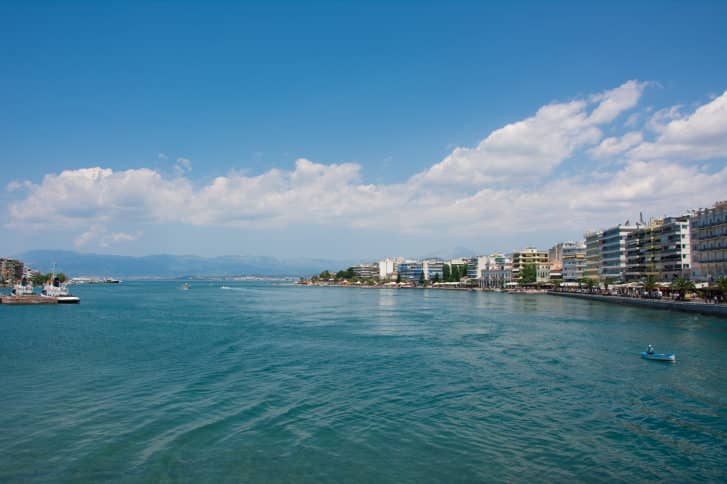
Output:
0 295 58 305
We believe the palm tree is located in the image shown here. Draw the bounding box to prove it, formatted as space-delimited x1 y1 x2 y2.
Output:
671 277 696 301
643 275 658 298
581 278 597 293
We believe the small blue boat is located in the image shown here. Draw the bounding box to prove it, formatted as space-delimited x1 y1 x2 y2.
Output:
641 351 676 362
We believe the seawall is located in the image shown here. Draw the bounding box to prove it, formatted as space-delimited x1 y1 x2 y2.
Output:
548 291 727 318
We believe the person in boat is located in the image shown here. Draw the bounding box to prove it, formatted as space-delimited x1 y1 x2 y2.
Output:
646 344 655 355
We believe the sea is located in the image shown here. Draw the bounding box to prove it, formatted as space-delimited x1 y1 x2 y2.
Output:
1 281 725 483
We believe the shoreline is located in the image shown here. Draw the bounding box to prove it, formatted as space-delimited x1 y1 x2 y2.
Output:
299 283 727 317
547 291 727 318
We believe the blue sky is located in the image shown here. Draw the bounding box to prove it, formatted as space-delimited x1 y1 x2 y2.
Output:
1 1 726 260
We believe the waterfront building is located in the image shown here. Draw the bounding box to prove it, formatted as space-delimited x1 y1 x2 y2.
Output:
691 201 727 281
536 263 551 283
511 248 548 281
584 231 602 281
625 216 691 282
480 253 512 288
377 257 403 280
422 259 444 281
562 241 587 281
548 243 564 263
466 256 489 281
600 223 638 282
0 258 24 284
548 262 562 283
352 263 379 279
397 261 423 281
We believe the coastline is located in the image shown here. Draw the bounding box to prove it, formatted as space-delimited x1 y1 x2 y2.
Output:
547 291 727 318
299 283 727 317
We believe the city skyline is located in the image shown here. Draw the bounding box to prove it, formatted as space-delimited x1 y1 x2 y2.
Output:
2 2 726 259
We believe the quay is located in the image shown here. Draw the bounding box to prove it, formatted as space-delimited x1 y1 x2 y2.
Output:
1 295 58 305
548 291 727 318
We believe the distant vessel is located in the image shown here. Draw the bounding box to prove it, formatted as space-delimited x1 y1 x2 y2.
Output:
40 264 80 304
181 283 191 291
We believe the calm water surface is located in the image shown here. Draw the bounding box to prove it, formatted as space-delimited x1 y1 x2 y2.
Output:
1 282 725 482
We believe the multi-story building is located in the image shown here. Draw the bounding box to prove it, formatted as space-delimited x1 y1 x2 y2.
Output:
0 258 24 284
352 263 379 279
377 257 403 280
466 256 489 281
561 241 587 281
548 262 562 283
511 248 548 281
599 223 638 282
480 253 512 288
625 216 691 281
422 259 444 281
584 231 602 281
691 201 727 281
396 261 423 281
548 243 564 263
536 263 551 283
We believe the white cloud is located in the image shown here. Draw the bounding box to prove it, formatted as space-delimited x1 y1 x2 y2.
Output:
6 82 727 247
629 90 727 160
157 153 168 160
415 80 648 186
589 131 643 159
74 225 142 248
624 112 641 128
588 80 650 124
174 157 192 176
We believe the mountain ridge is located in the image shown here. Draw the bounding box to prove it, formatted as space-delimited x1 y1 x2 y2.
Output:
15 250 357 278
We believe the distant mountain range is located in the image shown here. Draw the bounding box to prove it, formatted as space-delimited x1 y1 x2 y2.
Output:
16 250 357 278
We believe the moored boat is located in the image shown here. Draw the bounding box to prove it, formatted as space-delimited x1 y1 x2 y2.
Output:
11 277 34 296
40 264 80 304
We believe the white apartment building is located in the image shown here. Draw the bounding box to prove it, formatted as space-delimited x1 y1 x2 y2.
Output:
599 223 638 282
691 201 727 281
378 257 403 280
625 216 691 281
561 241 586 281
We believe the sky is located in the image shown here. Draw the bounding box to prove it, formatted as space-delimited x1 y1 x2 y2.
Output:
1 0 726 260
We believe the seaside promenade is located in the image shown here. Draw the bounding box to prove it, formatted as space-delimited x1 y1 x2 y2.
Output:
547 291 727 318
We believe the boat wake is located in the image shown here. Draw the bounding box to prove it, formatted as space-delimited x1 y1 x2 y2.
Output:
220 286 244 291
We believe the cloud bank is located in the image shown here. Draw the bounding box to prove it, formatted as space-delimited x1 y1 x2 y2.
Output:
6 81 727 249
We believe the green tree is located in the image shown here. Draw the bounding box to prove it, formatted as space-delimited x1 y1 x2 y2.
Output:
31 272 48 286
443 264 451 282
418 271 425 285
319 270 332 280
396 273 402 284
519 264 536 284
671 277 696 300
643 275 658 296
432 273 440 284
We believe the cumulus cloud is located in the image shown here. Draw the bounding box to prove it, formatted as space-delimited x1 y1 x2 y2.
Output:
74 225 142 248
415 80 648 186
6 81 727 244
589 131 643 159
629 90 727 161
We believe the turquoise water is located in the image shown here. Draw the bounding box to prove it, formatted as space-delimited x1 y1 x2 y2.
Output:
1 282 725 482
